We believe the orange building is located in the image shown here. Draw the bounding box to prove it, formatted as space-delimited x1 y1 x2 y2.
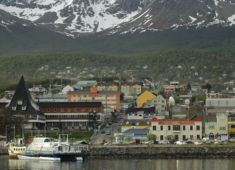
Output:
67 86 120 112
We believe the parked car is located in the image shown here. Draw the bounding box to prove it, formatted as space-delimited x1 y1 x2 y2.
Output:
159 140 170 144
175 141 187 145
194 141 203 145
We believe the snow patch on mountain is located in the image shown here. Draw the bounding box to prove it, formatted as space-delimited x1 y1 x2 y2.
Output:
228 14 235 24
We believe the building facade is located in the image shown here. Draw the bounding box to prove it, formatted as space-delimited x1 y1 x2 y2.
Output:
136 90 157 108
121 82 142 99
205 112 228 139
39 102 104 130
67 86 120 112
150 117 202 141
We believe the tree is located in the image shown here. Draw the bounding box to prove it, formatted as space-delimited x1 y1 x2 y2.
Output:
147 133 156 142
187 82 191 91
201 83 212 92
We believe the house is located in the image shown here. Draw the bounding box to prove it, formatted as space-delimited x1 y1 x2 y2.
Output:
144 95 167 114
206 97 235 109
67 86 120 112
73 80 97 91
123 128 149 143
39 101 104 131
28 85 47 97
121 119 151 133
136 90 157 108
7 76 46 130
205 112 228 140
150 117 203 141
163 85 175 94
96 82 119 92
121 82 142 99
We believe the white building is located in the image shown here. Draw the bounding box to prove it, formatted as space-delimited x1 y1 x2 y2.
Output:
143 95 167 114
205 112 228 140
206 98 235 108
150 117 202 141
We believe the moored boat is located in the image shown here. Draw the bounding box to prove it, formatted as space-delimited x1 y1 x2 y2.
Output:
8 138 26 159
17 135 83 161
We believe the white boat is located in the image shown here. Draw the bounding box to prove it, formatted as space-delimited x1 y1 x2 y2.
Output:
8 138 27 159
17 135 83 161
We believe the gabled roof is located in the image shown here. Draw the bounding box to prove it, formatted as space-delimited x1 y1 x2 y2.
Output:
7 76 43 116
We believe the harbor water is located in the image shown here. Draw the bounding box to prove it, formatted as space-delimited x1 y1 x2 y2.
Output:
1 156 235 170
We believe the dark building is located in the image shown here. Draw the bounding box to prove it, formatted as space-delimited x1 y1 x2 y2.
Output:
7 76 46 129
38 102 104 131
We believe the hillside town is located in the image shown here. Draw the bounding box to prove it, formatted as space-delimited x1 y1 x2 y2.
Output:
1 76 235 148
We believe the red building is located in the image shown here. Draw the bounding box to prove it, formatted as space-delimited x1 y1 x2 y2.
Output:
38 102 104 131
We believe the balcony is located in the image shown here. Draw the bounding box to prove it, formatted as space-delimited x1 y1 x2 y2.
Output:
228 128 235 134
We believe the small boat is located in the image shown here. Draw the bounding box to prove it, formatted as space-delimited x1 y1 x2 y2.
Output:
8 138 27 159
17 135 83 161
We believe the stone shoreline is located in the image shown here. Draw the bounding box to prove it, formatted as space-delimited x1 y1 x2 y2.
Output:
83 145 235 159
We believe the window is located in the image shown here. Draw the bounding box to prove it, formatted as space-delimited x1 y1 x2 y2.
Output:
190 135 193 139
168 126 171 130
160 135 164 140
17 100 22 105
197 135 200 139
173 125 180 131
183 126 186 130
220 127 226 130
182 135 186 140
153 126 156 131
175 135 179 140
160 126 163 131
196 125 200 130
209 125 215 129
190 126 193 130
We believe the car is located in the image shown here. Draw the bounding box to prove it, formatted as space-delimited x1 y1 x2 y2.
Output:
159 140 170 144
194 141 203 145
175 141 187 145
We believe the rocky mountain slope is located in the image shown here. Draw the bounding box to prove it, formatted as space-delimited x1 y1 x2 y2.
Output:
0 0 235 36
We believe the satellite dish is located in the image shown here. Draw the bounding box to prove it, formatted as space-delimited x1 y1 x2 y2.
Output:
169 96 175 106
185 99 190 106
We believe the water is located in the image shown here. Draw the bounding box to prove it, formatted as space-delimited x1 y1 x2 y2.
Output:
1 156 235 170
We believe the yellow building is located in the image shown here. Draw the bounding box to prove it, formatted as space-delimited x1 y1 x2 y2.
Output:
228 111 235 137
136 90 157 108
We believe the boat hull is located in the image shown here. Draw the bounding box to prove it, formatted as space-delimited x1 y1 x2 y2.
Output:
17 152 83 161
8 146 26 159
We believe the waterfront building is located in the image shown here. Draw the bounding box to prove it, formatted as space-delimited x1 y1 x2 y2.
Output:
136 90 157 108
67 86 120 112
228 110 235 138
39 101 104 131
150 117 202 141
121 119 151 133
205 112 228 139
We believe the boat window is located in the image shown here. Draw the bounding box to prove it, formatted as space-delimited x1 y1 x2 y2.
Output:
44 139 50 142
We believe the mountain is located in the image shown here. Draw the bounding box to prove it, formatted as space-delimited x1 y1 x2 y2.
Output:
0 9 79 54
0 0 149 36
0 0 235 36
109 0 235 34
